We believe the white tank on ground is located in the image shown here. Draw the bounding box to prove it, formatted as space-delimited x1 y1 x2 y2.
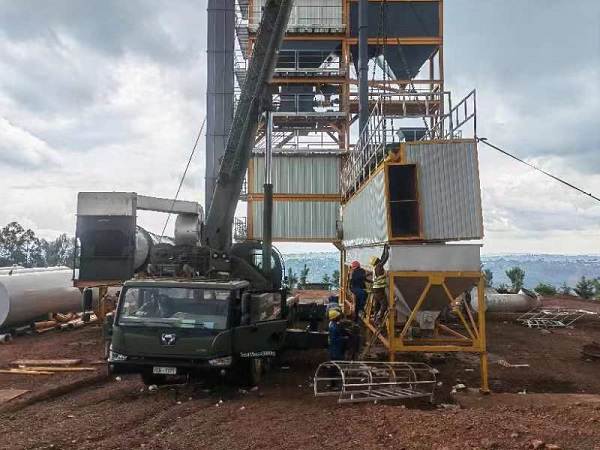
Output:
0 267 82 329
471 287 541 313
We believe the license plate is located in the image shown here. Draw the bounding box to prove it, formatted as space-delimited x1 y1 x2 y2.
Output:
153 366 177 375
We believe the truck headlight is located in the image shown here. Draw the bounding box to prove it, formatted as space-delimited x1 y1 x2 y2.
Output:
109 348 128 361
208 356 232 367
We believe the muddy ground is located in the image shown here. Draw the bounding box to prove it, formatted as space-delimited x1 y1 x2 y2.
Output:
1 297 600 449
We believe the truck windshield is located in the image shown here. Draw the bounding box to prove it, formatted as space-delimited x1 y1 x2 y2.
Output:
118 287 230 330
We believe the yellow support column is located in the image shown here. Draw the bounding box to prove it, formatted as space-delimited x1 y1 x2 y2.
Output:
477 276 490 393
387 272 396 362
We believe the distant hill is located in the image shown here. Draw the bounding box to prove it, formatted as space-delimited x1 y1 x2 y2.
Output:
282 252 600 289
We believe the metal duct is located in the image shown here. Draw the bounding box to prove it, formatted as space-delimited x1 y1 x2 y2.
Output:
0 268 82 329
206 0 235 214
472 288 542 313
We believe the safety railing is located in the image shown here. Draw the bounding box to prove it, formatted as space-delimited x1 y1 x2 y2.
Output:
249 2 344 32
254 129 343 152
341 90 477 198
348 90 447 118
234 93 341 115
424 89 477 140
276 50 342 76
274 93 341 114
234 50 343 81
342 93 445 197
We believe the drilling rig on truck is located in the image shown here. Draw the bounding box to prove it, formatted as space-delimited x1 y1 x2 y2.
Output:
73 0 325 385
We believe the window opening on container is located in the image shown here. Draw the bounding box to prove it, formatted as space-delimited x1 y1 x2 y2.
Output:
387 164 420 238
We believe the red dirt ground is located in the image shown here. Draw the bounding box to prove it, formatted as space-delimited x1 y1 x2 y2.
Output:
1 300 600 449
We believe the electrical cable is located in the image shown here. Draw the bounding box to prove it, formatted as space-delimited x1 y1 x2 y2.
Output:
478 138 600 203
159 117 207 242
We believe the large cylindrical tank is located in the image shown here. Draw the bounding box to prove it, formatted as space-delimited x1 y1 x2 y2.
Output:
472 288 541 313
134 227 175 271
0 268 82 329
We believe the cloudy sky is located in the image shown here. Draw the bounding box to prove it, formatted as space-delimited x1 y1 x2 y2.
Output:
0 0 598 255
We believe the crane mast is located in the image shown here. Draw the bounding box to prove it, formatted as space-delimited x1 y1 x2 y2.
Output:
204 0 293 252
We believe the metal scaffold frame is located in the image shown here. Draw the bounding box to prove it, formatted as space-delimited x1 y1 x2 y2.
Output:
233 0 449 242
314 360 437 404
517 307 598 329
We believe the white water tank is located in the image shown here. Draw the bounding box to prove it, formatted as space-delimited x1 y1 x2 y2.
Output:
472 288 541 313
0 267 82 329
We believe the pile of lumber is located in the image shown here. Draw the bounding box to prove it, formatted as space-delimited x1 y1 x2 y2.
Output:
34 312 98 334
0 359 97 376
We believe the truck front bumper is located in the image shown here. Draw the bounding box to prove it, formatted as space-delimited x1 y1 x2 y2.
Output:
108 354 233 375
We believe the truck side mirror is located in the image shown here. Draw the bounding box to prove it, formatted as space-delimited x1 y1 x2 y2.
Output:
241 292 251 325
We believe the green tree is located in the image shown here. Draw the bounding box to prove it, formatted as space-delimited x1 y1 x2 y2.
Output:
559 282 571 296
505 266 525 293
534 283 557 297
286 267 298 289
322 273 331 288
592 279 600 299
0 222 45 267
483 269 493 288
331 270 340 289
575 276 595 299
298 264 310 289
42 234 76 268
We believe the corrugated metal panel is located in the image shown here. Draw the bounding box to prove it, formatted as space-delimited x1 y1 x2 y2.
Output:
341 169 388 247
345 243 481 272
251 200 338 241
404 140 483 241
251 155 339 194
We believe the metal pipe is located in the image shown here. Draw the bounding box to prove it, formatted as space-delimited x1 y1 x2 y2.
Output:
0 269 82 330
358 0 369 136
262 111 274 279
205 0 235 214
471 288 541 313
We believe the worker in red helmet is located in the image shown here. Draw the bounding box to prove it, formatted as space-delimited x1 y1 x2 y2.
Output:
349 260 367 322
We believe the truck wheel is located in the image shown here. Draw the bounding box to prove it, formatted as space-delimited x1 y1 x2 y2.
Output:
237 358 263 386
249 358 264 385
140 371 167 386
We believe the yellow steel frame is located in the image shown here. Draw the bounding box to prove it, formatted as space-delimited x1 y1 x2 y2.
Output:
358 270 489 392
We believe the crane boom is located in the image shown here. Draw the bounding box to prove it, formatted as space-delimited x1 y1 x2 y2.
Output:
205 0 293 251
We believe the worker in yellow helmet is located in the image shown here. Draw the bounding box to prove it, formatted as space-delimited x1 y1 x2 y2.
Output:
370 244 390 324
327 307 346 361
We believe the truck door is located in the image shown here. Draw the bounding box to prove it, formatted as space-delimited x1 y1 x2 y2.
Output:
232 320 288 358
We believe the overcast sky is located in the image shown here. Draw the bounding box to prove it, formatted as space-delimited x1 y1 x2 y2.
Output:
0 0 598 255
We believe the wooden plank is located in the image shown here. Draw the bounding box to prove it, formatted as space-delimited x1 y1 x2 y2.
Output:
17 366 96 372
10 359 82 367
0 369 54 375
0 389 29 404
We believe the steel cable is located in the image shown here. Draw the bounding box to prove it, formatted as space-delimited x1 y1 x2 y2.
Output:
159 117 207 242
478 138 600 203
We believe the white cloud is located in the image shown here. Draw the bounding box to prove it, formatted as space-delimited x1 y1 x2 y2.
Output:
0 0 598 256
0 118 61 168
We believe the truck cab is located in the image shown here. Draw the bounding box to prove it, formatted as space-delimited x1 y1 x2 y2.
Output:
106 278 288 385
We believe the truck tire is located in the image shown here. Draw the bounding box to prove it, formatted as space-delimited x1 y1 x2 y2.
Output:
237 358 263 387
